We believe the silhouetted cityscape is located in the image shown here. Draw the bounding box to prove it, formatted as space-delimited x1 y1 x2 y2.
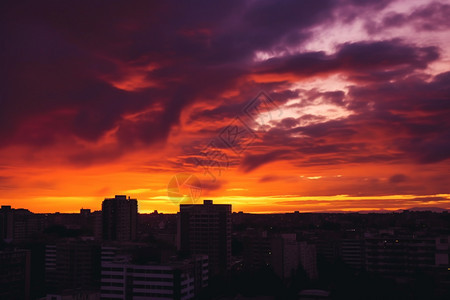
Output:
1 196 449 299
3 0 450 298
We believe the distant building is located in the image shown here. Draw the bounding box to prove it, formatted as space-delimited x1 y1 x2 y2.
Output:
271 234 300 279
242 229 271 270
91 210 103 240
102 195 138 241
0 249 31 299
298 241 318 280
239 229 318 280
179 200 231 276
364 233 449 282
0 205 44 242
80 208 91 217
0 205 14 241
269 234 318 280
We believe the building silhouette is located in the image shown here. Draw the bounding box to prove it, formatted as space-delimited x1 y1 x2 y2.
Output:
0 249 31 299
100 246 208 299
0 205 14 241
178 200 231 276
45 240 101 293
102 195 138 241
0 205 44 242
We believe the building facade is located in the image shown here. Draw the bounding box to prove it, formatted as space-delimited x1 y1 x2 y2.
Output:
100 255 208 300
0 249 31 299
179 200 231 276
102 195 138 241
45 240 101 293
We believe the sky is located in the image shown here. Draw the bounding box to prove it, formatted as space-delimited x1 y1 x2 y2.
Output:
1 0 450 213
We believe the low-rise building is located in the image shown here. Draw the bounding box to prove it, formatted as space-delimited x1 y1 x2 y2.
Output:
100 254 208 300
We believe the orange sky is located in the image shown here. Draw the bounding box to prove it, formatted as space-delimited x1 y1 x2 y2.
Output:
1 0 450 213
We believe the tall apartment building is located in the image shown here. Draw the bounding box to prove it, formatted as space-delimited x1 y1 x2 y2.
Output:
179 200 231 276
102 195 138 241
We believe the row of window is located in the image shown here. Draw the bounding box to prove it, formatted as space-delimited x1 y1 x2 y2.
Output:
100 289 123 295
102 275 174 282
133 285 174 290
101 282 123 287
102 267 173 274
133 276 174 282
133 292 175 297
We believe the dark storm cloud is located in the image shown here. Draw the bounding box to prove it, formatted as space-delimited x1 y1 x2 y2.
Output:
278 118 300 129
0 176 11 183
410 196 448 203
240 150 290 173
2 0 448 173
395 133 450 164
0 176 16 190
258 175 281 183
255 40 439 82
279 89 346 109
200 179 226 193
258 175 300 183
366 2 450 34
389 174 409 183
346 71 450 164
292 120 358 139
189 88 299 123
235 67 449 172
2 0 354 161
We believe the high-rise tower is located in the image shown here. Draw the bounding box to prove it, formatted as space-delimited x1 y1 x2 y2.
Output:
102 195 138 241
179 200 231 276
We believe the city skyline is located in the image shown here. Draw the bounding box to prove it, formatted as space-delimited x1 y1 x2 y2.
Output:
2 195 448 214
1 0 450 214
1 198 449 299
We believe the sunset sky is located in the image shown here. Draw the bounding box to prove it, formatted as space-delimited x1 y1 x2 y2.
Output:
1 0 450 213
